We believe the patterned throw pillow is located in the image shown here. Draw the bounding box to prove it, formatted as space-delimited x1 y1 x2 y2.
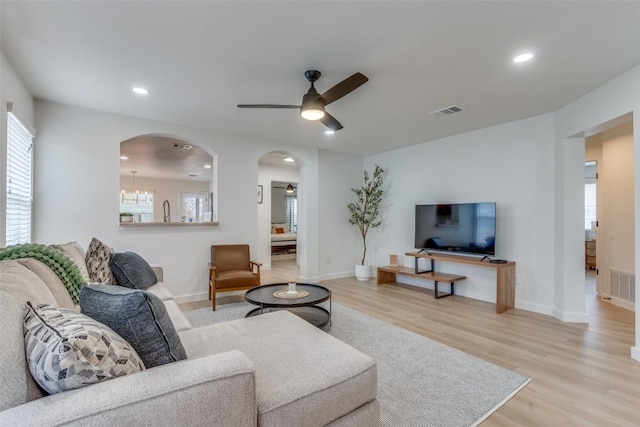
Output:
23 302 145 395
85 237 116 284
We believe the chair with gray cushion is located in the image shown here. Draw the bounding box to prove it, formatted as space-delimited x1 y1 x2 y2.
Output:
209 244 261 310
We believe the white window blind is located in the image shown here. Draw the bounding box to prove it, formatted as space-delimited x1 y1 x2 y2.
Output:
6 111 34 245
285 196 297 232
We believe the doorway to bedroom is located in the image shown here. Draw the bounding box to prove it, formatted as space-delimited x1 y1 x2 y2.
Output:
270 181 298 261
257 151 301 270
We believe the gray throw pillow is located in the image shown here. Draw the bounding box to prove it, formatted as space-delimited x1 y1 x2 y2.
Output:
109 251 157 290
24 302 145 395
79 285 186 368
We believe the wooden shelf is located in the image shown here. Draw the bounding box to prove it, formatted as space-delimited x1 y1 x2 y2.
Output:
405 252 515 268
377 252 516 314
377 266 465 283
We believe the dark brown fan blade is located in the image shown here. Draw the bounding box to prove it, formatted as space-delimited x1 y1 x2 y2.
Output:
237 104 300 109
319 73 368 106
319 112 343 132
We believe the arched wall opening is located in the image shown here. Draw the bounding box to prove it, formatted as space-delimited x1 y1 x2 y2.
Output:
119 134 217 224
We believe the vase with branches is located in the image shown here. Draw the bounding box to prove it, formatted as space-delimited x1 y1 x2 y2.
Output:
348 164 384 272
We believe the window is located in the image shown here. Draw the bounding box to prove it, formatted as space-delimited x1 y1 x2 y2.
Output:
5 111 34 245
285 196 297 232
585 183 597 229
585 161 597 230
181 192 211 222
120 192 154 222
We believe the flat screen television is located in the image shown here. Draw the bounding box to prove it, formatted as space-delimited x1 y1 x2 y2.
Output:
415 202 496 256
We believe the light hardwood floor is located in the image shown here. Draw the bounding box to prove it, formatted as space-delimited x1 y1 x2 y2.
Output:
182 260 640 426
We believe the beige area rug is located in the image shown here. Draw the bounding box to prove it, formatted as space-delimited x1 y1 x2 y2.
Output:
185 302 530 427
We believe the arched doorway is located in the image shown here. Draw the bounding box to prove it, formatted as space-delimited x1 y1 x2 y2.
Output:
257 151 301 274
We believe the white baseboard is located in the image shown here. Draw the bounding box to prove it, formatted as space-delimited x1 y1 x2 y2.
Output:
552 307 588 323
174 292 209 304
608 296 636 312
631 347 640 363
515 300 554 316
318 270 356 281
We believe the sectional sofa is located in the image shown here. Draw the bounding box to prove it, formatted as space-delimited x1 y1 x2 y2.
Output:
0 241 379 426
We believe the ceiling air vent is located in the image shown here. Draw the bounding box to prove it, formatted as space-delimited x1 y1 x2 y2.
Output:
429 105 464 117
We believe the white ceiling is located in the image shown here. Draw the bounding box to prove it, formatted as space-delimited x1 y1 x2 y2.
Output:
2 1 640 156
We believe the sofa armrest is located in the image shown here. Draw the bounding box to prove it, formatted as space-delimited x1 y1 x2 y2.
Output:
150 264 164 282
0 351 256 427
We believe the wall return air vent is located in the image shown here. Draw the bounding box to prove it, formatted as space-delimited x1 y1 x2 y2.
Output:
429 105 464 117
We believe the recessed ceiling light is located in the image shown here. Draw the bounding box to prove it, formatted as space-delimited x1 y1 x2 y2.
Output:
132 87 150 95
325 130 335 135
513 53 534 63
120 155 128 160
283 156 295 162
204 164 212 169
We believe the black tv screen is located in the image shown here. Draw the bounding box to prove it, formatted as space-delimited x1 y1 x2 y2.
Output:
415 203 496 256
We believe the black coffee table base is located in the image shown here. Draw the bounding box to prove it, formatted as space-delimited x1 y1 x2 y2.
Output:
244 283 332 329
246 305 330 329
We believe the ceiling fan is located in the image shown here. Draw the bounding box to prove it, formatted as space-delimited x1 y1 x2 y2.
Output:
237 70 368 132
274 183 297 193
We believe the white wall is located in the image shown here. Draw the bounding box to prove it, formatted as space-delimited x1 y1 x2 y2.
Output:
598 122 635 298
1 52 35 246
318 150 363 279
33 100 325 301
365 114 557 312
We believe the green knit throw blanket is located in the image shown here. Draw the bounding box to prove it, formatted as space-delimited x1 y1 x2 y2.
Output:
0 243 85 304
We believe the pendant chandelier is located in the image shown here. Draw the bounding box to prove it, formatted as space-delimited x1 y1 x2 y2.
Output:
121 170 149 203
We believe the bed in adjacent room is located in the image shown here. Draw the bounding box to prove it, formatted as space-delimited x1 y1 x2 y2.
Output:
271 223 297 255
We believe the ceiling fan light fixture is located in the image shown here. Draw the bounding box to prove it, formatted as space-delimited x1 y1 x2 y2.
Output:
286 183 294 193
300 92 325 120
300 104 325 121
283 156 295 162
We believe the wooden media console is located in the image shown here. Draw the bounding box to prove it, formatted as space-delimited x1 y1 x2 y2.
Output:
377 252 516 314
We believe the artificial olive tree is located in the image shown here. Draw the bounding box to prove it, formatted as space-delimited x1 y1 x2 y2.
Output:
348 164 385 265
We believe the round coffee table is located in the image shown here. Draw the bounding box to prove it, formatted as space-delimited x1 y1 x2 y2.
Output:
244 283 331 328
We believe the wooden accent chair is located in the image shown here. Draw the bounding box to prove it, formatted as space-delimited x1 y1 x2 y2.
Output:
209 244 261 310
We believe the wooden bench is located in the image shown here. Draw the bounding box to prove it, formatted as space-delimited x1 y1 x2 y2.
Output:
377 266 466 299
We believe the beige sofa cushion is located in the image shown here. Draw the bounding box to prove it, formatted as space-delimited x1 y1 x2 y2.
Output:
180 311 377 426
145 282 173 301
51 241 90 283
16 258 76 310
0 260 58 411
163 299 192 332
